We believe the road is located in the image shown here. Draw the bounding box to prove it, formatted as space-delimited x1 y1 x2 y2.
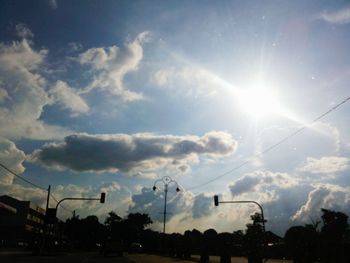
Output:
129 254 293 263
0 251 133 263
0 251 294 263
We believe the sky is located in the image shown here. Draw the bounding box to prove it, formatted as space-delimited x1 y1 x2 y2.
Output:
1 0 350 236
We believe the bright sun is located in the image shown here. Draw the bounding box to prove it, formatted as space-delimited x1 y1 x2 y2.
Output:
237 86 283 118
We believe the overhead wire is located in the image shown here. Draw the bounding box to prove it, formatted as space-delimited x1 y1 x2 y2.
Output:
187 96 350 191
0 162 73 213
0 162 47 191
50 193 74 213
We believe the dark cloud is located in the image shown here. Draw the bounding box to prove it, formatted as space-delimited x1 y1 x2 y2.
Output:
30 131 237 174
263 185 312 235
229 175 260 197
128 186 191 222
229 170 298 197
192 193 214 218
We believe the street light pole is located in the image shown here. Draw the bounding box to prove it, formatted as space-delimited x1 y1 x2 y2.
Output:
153 176 180 234
163 183 168 234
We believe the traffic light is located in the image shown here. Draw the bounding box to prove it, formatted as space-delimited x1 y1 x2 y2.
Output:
100 192 106 203
214 195 219 206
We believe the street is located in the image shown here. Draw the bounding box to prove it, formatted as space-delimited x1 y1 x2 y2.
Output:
0 251 294 263
0 251 133 263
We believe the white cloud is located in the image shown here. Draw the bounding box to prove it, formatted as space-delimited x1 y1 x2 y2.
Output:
299 156 349 174
316 6 350 24
128 186 193 223
29 131 238 175
49 80 89 115
15 24 34 39
1 183 47 208
78 31 151 101
153 66 222 97
0 178 128 221
292 184 350 222
0 138 26 185
0 37 73 140
229 170 298 197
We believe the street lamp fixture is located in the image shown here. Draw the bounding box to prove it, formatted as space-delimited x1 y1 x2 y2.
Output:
153 176 180 234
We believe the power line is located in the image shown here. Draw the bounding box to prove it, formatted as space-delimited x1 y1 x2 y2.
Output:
0 162 73 213
0 162 47 191
187 96 350 191
50 193 74 213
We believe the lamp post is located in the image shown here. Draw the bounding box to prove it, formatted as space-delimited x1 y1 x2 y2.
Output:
153 176 180 234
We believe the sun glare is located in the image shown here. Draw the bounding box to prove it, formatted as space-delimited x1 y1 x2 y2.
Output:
237 86 283 119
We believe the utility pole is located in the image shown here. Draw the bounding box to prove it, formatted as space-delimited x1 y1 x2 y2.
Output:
46 185 51 212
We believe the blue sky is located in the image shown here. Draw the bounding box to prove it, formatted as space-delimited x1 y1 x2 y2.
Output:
1 0 350 235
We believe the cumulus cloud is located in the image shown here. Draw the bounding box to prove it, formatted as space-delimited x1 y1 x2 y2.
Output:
316 6 350 24
1 183 47 208
0 36 72 140
0 178 127 220
48 80 89 115
15 24 34 39
0 138 26 185
51 182 126 217
192 193 215 218
128 186 192 222
299 156 349 174
29 131 237 175
153 66 225 97
229 170 298 197
292 184 350 222
78 31 151 101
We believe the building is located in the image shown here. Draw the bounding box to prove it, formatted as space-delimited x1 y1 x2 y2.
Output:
0 195 45 247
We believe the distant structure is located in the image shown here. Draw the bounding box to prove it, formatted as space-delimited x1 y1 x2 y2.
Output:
0 195 45 247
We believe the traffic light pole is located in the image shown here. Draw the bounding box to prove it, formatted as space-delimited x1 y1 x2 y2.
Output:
214 198 266 232
55 193 105 217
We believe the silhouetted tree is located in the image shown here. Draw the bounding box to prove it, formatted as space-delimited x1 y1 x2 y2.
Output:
200 229 217 262
320 209 349 263
104 211 122 241
126 213 152 231
190 229 202 255
64 215 104 249
218 232 232 263
244 212 266 263
232 230 244 256
284 225 317 263
183 230 192 259
140 229 160 253
104 211 122 228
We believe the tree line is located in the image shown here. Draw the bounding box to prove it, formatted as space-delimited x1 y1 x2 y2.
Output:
59 208 350 263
